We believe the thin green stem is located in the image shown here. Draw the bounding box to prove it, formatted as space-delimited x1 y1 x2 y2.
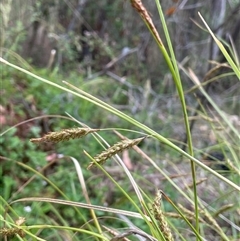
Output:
154 1 199 236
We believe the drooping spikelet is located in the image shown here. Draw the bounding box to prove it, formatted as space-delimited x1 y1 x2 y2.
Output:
30 127 100 143
0 217 26 238
152 190 174 241
0 227 25 238
102 226 131 241
87 136 146 169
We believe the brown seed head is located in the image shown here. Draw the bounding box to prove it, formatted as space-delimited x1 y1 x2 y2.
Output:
30 127 100 143
152 190 174 241
88 136 146 169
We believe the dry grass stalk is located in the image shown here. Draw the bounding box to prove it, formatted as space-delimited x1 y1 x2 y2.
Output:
130 0 163 46
30 127 100 143
187 178 207 188
226 158 240 175
152 190 174 241
102 226 131 241
87 136 146 169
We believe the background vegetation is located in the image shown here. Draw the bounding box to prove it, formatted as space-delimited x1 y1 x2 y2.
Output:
1 0 240 240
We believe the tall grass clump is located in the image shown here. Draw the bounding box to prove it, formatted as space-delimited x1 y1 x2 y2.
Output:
1 0 239 240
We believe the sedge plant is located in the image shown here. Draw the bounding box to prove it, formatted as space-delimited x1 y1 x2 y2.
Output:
1 0 240 240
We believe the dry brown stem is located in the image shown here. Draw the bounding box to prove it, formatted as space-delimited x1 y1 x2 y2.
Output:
130 0 163 46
